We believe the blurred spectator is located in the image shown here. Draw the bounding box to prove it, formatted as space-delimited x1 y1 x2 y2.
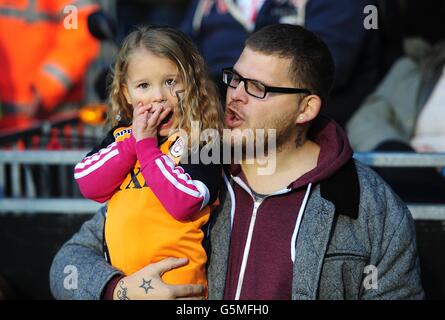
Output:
347 38 445 203
0 0 101 129
115 0 188 43
181 0 383 127
397 0 445 46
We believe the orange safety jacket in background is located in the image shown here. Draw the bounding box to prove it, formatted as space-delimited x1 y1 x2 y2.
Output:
0 0 100 116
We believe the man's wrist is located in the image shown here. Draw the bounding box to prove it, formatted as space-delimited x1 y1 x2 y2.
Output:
101 274 125 300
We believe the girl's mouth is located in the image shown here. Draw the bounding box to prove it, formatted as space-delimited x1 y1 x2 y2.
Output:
159 110 174 127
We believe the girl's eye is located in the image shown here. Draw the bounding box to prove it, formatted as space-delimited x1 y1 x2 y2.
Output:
138 83 149 89
166 79 176 87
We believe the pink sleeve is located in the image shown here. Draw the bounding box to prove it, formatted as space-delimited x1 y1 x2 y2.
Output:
135 138 209 221
74 135 137 203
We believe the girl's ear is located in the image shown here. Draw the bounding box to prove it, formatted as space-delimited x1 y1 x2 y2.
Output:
295 95 321 124
122 85 132 105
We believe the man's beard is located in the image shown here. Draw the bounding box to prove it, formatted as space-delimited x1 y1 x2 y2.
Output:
229 113 306 160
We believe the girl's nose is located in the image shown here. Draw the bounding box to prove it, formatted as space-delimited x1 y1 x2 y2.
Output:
151 86 167 103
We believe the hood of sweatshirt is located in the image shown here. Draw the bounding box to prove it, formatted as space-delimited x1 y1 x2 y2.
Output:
289 115 353 188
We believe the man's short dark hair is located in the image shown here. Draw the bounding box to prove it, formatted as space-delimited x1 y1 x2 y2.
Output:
246 24 335 103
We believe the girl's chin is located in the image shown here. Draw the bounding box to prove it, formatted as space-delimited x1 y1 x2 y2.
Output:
157 126 173 137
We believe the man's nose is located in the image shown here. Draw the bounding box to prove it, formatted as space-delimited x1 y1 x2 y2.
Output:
229 80 248 102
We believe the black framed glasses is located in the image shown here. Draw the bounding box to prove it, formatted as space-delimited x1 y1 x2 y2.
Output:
222 68 311 99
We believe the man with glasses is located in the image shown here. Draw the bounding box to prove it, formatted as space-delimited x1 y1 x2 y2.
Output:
50 24 424 300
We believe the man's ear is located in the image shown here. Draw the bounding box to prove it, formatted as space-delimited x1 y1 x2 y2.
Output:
122 85 132 105
295 95 321 124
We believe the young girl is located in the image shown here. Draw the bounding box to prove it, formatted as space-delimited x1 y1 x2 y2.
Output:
74 26 223 293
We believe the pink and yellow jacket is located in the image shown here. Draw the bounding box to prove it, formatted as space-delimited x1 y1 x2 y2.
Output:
74 126 221 288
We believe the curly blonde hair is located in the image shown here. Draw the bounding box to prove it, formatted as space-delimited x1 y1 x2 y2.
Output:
108 26 224 144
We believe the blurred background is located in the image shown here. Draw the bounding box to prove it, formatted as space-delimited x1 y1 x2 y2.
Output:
1 0 445 299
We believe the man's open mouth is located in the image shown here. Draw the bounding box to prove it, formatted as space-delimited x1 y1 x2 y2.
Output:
225 108 245 128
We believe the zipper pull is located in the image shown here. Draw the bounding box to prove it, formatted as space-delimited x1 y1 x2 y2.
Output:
253 200 261 211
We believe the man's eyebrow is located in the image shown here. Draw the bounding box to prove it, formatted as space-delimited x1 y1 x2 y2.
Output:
233 68 270 86
232 68 254 81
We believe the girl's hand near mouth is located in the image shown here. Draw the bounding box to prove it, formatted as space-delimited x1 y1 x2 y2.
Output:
133 102 172 141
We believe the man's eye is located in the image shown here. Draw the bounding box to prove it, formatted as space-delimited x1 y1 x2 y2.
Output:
138 83 149 89
166 79 176 87
231 76 240 83
251 81 264 92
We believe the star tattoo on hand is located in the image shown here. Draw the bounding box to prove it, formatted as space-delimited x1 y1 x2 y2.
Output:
139 278 154 294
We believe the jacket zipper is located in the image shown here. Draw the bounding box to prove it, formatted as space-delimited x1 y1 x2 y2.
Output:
234 197 263 300
232 175 290 300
